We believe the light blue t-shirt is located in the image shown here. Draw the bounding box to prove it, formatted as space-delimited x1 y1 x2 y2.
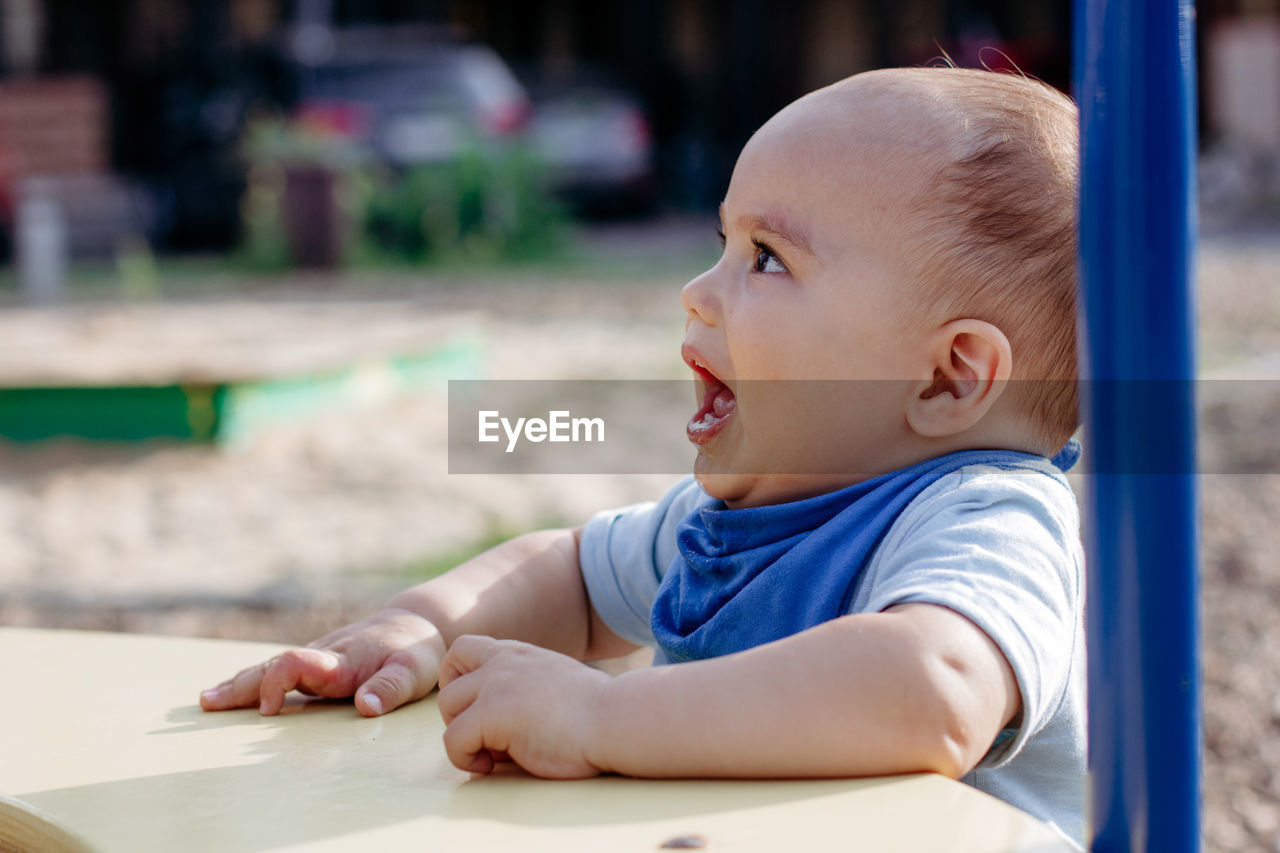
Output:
579 464 1086 849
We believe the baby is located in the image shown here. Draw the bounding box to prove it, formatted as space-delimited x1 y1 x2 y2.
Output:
202 67 1085 846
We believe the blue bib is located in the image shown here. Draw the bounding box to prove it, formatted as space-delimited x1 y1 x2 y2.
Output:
649 441 1080 664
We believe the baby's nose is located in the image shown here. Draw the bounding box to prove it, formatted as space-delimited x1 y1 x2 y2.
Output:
681 268 720 325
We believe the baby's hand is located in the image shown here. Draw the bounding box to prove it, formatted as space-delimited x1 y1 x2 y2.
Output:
199 608 447 717
437 635 611 778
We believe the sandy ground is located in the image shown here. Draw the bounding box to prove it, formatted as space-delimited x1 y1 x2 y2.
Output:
0 225 1277 850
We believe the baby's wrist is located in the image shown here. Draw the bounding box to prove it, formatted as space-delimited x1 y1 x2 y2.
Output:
583 667 650 776
583 672 624 775
377 606 448 659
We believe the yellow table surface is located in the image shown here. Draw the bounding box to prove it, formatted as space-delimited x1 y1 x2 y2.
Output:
0 628 1073 853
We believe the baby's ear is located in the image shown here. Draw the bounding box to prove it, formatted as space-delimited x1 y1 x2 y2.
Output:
906 319 1012 438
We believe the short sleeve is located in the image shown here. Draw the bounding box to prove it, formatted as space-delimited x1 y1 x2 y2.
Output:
855 466 1084 768
579 476 713 646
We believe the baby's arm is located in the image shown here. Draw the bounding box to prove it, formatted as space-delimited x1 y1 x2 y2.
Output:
435 602 1017 779
200 527 640 716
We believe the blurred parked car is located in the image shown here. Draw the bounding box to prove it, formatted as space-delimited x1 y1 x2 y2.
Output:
292 39 532 167
525 77 657 216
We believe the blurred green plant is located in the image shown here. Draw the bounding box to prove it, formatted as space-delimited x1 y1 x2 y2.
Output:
358 146 567 265
238 163 292 271
237 113 568 270
241 113 365 170
237 114 366 270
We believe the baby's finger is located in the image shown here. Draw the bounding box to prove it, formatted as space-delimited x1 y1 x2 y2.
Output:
435 670 481 725
199 662 268 711
438 634 504 689
259 649 342 716
441 707 500 775
355 655 430 717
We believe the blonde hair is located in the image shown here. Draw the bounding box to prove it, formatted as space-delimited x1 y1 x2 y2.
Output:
895 68 1080 449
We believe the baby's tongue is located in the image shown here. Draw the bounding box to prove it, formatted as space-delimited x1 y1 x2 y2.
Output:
712 386 736 417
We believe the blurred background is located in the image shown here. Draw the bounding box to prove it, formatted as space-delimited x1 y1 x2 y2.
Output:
0 1 1277 850
0 0 1272 262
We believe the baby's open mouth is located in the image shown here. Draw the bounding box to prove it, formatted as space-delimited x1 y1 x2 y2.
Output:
687 359 736 445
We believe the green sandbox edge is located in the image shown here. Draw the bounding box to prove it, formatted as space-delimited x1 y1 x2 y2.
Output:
0 334 483 445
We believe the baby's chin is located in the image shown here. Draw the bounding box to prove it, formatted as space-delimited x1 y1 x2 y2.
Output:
689 428 792 507
694 467 863 509
692 469 759 508
691 448 772 507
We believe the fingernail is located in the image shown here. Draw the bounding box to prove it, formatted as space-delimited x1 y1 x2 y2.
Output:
201 688 219 703
259 699 269 715
363 693 383 716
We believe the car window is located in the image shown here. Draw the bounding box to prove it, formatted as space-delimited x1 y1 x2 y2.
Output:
303 61 470 113
456 50 526 112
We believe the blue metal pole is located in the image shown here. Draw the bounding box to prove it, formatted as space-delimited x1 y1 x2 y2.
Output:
1074 0 1201 850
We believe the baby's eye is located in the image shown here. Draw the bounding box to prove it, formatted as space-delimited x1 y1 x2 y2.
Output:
752 242 787 274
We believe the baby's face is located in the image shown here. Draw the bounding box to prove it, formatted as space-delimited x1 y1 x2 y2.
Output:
681 81 943 507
